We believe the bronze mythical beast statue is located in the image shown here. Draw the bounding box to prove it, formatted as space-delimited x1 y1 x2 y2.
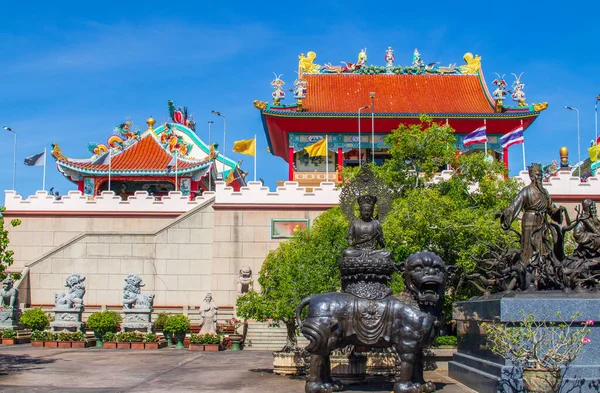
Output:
296 192 450 393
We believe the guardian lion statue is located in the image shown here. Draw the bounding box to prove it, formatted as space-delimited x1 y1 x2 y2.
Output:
297 251 451 393
123 274 155 309
54 274 86 308
0 276 19 309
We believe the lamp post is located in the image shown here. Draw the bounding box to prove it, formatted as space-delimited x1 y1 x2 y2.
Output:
212 111 226 155
564 106 581 178
370 92 376 164
3 126 16 190
357 105 370 167
208 121 214 191
208 120 214 145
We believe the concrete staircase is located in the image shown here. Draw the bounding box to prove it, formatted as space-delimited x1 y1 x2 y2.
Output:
244 321 308 351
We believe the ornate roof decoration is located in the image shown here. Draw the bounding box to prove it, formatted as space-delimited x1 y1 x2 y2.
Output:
168 100 196 131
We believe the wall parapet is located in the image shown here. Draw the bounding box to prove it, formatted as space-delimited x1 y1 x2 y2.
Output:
3 190 215 214
516 170 600 197
213 181 340 207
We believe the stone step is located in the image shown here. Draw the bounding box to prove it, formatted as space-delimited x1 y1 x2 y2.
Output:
244 321 308 351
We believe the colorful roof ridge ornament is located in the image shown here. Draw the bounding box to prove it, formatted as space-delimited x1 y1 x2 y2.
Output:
271 73 285 106
293 78 308 99
357 48 368 66
168 100 196 131
458 53 482 75
160 123 193 156
384 46 395 72
412 48 424 68
298 52 321 76
492 73 508 113
510 73 527 106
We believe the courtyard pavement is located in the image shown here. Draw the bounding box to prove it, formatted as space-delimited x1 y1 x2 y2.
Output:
0 345 475 393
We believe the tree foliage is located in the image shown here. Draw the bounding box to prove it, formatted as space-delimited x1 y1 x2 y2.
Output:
0 206 21 280
236 207 348 350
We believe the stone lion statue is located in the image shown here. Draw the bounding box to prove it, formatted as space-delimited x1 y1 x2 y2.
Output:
237 266 252 294
123 274 155 309
54 274 86 309
297 251 452 393
0 277 19 309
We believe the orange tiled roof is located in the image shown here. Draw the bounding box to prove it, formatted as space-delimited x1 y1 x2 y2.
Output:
301 74 495 114
58 133 208 174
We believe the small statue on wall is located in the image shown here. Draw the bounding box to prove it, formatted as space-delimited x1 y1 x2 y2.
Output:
199 293 219 335
0 277 19 310
238 266 253 294
54 274 86 309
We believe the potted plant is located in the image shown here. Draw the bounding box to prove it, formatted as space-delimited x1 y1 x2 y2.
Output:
19 308 50 331
142 333 161 349
189 333 204 351
40 331 58 348
163 315 190 349
482 312 593 393
202 333 221 351
56 331 86 348
102 332 117 349
30 330 45 347
155 312 173 345
0 329 18 345
115 331 144 349
86 310 122 348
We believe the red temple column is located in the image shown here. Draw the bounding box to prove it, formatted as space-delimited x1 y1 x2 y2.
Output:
503 147 509 169
337 147 343 182
78 180 84 193
288 147 294 182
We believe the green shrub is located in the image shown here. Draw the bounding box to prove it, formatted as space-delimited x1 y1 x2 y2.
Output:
102 332 116 342
116 331 144 342
163 315 190 334
57 331 85 342
2 329 16 339
434 335 457 347
200 333 221 344
189 333 202 344
30 330 44 341
143 333 159 343
154 312 171 331
86 311 122 336
19 308 50 331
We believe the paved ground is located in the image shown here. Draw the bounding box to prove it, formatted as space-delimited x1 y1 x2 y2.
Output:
0 345 475 393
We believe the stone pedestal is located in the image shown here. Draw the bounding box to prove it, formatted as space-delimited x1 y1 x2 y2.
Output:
331 354 367 384
0 307 22 330
449 293 600 393
121 308 155 333
50 306 85 332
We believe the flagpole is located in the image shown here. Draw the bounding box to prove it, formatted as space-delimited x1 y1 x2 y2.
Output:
175 150 178 191
325 135 329 181
521 119 526 171
108 149 112 193
42 147 46 191
254 135 257 182
484 119 488 157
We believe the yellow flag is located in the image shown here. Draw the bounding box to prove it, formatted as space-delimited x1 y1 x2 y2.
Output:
233 139 256 156
589 145 599 162
304 138 327 157
226 170 235 184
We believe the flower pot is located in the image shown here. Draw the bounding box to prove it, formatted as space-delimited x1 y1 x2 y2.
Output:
173 333 186 349
204 344 219 352
58 341 72 349
44 341 59 348
117 342 131 349
272 351 307 375
522 368 559 393
189 344 205 351
2 339 16 345
230 341 241 351
31 340 43 348
163 332 173 346
103 342 117 349
144 342 159 350
71 341 86 349
131 342 145 350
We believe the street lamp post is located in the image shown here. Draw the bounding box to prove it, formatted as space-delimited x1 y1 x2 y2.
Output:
357 106 370 167
3 126 16 190
208 121 214 191
564 106 581 178
208 120 214 145
595 95 600 146
212 111 226 156
370 92 376 164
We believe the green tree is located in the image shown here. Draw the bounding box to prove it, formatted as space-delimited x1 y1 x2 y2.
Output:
236 207 348 351
0 206 21 280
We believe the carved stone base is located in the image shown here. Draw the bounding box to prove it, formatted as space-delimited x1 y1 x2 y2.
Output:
51 306 85 332
0 307 23 330
121 308 155 333
331 354 367 384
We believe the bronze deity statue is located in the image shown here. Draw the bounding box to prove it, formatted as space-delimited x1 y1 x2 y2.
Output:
297 169 451 393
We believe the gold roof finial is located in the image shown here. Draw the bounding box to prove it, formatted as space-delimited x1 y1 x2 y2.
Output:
146 116 156 131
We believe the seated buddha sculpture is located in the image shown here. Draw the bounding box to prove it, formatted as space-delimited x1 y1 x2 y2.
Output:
340 195 395 299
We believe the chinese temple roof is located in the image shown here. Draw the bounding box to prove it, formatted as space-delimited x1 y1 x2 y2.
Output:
300 73 495 114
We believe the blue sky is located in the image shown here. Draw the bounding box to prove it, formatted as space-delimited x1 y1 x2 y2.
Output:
1 2 598 201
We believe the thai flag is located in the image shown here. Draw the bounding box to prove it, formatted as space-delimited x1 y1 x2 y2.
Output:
500 126 524 149
463 126 488 146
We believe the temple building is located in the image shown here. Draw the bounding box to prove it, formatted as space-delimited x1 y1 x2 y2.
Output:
255 48 548 186
51 103 247 197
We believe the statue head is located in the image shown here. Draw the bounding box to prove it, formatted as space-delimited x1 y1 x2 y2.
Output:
65 274 85 289
124 274 144 294
528 163 543 182
2 277 14 291
357 195 377 221
204 293 213 302
582 199 597 216
400 251 451 306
